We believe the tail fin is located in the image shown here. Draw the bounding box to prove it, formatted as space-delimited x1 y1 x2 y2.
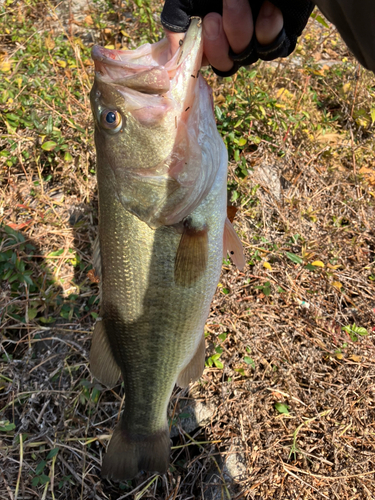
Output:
101 423 170 481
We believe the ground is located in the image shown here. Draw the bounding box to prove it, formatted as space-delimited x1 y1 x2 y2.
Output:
0 1 375 499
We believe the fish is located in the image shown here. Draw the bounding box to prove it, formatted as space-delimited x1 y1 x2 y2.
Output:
89 18 245 481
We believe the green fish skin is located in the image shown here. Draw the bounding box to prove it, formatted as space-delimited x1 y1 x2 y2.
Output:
89 18 244 481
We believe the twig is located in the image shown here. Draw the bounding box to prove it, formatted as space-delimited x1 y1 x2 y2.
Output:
14 433 23 500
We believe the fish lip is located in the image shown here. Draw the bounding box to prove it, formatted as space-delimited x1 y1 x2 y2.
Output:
92 45 139 69
92 17 202 84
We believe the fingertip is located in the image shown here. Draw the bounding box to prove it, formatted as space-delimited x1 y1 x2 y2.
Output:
222 0 253 54
203 14 234 73
203 12 222 41
255 1 283 46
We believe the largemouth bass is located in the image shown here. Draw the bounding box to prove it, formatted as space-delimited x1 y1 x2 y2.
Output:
89 18 244 481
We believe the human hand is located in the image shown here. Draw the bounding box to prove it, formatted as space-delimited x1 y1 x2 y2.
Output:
161 0 314 76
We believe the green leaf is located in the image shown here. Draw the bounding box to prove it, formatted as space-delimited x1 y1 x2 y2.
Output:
6 113 19 122
215 106 223 121
218 333 227 342
311 13 329 28
286 252 303 265
353 326 368 336
342 323 368 341
46 115 53 134
32 476 40 486
0 421 16 432
304 264 317 271
35 460 46 475
64 151 73 162
46 447 59 460
27 308 38 320
234 367 245 376
247 69 257 79
263 282 271 296
47 248 64 257
39 474 50 484
275 403 289 414
23 275 34 286
214 359 224 369
231 190 239 202
41 141 57 151
39 316 55 324
238 137 247 147
243 357 255 368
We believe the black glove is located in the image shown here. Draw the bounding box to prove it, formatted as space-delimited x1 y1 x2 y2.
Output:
161 0 314 76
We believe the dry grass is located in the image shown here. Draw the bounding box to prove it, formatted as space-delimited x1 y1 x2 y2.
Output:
1 1 375 499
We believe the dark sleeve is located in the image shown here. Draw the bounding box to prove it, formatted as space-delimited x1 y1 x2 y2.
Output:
314 0 375 73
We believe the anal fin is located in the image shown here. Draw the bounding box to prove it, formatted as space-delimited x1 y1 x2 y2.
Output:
174 220 208 286
223 217 245 270
101 423 170 481
89 321 121 388
176 334 205 388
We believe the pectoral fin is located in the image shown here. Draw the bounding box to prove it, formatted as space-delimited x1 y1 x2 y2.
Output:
223 217 245 270
174 221 208 286
90 321 121 388
176 334 205 388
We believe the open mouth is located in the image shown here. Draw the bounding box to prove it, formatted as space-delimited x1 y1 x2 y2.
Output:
91 18 203 95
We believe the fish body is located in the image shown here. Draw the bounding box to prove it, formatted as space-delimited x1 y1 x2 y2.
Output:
89 19 244 481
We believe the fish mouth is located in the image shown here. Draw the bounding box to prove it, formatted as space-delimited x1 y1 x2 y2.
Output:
91 18 203 95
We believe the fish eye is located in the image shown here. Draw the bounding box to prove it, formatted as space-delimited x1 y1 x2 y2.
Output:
100 109 123 133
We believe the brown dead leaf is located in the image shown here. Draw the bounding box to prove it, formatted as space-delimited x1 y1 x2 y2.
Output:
332 281 343 290
312 51 322 61
84 14 94 25
215 94 225 104
45 35 55 50
227 205 238 223
87 269 100 284
316 132 345 144
359 166 375 186
327 263 341 269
